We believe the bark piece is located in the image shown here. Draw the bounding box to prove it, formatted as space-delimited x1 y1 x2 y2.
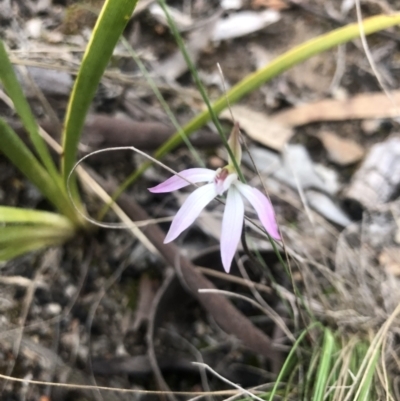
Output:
81 114 221 151
82 114 174 149
344 135 400 210
34 113 221 152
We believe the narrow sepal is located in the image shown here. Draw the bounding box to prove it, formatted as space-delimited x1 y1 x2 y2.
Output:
148 168 215 193
164 183 217 243
236 182 280 240
221 186 244 273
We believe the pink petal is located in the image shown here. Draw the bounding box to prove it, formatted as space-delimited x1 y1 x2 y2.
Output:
148 168 215 193
235 182 281 240
164 183 217 243
221 186 244 273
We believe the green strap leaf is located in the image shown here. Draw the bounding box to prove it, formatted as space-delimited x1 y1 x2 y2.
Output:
62 0 139 184
0 241 61 261
0 41 59 183
0 206 74 229
0 225 74 261
0 118 80 223
0 225 74 245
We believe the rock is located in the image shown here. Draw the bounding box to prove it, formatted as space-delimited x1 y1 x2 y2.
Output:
212 10 280 42
26 19 43 39
345 135 400 210
45 303 62 316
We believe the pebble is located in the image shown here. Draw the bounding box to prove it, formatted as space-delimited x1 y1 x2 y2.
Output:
45 303 62 316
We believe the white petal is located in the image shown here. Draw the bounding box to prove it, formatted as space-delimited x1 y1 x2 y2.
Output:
221 186 244 273
235 182 280 240
148 168 215 193
164 183 217 243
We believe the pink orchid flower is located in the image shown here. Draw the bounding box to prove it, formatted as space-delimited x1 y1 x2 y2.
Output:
148 125 280 273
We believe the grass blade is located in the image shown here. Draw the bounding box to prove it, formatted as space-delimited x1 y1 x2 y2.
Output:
0 206 74 229
312 329 335 401
0 241 61 261
0 40 59 182
158 0 243 181
61 0 139 184
0 118 79 223
268 322 322 401
355 343 379 401
0 225 74 245
120 36 205 167
0 227 74 261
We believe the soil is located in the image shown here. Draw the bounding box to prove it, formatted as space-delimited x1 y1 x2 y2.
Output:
1 0 400 400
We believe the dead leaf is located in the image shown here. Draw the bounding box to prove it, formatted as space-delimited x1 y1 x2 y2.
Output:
220 105 293 151
220 91 400 153
271 91 400 127
318 130 364 166
379 247 400 276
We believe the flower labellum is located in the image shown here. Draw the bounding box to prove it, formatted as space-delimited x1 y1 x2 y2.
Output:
148 123 280 273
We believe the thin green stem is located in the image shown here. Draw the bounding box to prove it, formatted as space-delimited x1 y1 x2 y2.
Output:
120 37 204 167
113 13 400 198
157 0 244 182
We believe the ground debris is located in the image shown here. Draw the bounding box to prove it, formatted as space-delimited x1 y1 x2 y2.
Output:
345 135 400 211
318 130 364 166
3 0 400 398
